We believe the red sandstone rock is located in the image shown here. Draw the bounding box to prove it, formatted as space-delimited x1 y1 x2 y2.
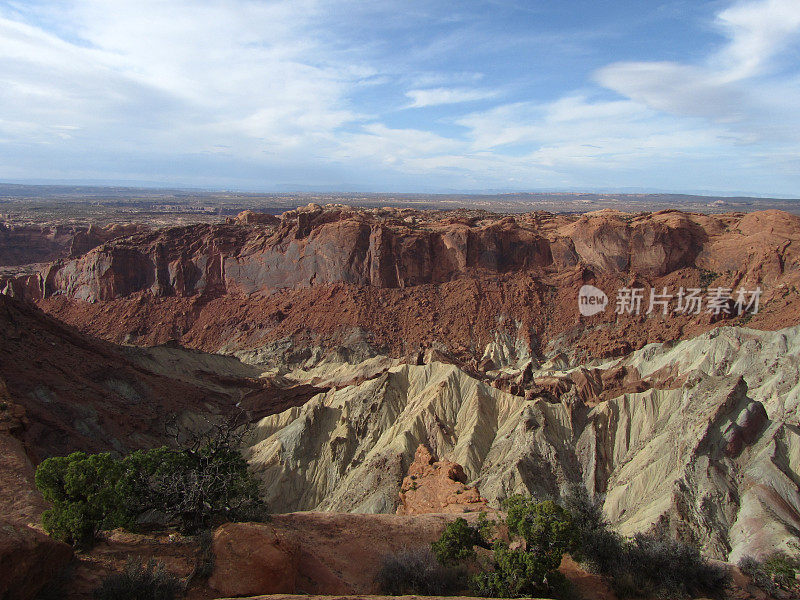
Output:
230 210 281 226
0 520 73 600
0 413 73 600
2 206 798 364
397 445 489 515
0 222 147 267
210 522 299 597
208 512 474 596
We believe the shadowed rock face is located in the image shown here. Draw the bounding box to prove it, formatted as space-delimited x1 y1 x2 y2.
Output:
0 294 322 460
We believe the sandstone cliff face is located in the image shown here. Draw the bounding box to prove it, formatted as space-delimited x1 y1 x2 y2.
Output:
0 222 146 267
13 206 800 369
16 206 796 301
243 324 800 562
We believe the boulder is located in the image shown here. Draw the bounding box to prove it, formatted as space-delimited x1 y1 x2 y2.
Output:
209 522 299 597
0 520 72 600
209 512 464 596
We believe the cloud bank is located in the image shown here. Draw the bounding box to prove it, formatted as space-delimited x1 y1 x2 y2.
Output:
0 0 799 194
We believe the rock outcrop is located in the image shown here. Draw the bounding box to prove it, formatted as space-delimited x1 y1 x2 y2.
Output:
0 386 73 600
0 221 146 267
209 522 300 597
0 520 73 600
209 513 468 596
396 445 490 515
15 207 799 301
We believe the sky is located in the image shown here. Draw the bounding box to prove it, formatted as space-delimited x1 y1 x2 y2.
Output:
1 0 800 195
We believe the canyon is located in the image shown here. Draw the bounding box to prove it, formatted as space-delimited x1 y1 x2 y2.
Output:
1 204 799 599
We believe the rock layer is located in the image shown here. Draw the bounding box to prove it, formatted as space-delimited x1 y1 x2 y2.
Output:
0 222 146 267
3 206 799 365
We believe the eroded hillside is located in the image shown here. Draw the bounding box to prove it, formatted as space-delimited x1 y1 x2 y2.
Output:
242 324 800 562
1 205 798 365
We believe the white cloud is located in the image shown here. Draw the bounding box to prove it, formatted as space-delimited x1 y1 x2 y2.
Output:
0 0 371 161
595 0 800 126
0 0 798 193
404 87 499 108
715 0 800 80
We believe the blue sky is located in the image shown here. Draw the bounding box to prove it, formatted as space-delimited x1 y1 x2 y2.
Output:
1 0 799 195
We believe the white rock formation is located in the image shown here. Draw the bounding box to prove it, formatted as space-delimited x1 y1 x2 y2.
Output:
244 325 800 561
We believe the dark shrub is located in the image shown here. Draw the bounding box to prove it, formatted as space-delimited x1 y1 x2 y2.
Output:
377 546 460 595
471 541 567 598
35 452 131 549
124 442 262 533
93 558 183 600
739 551 800 594
738 555 776 595
36 411 265 548
470 497 578 599
762 551 800 588
431 517 486 565
428 498 578 598
190 529 215 581
562 485 728 598
612 533 729 599
504 495 578 573
562 485 624 574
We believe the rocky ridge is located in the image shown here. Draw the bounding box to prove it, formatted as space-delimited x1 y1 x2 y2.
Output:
1 206 798 366
243 323 800 563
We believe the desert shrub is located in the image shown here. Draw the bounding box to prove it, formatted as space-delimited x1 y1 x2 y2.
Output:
377 546 461 595
762 550 800 588
431 517 487 565
35 452 132 549
124 442 262 533
472 541 570 598
739 549 800 594
471 496 578 598
430 498 578 598
562 486 727 598
611 533 728 599
36 412 265 548
738 555 777 594
504 495 578 572
190 529 215 581
93 558 183 600
562 485 624 574
699 269 719 287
